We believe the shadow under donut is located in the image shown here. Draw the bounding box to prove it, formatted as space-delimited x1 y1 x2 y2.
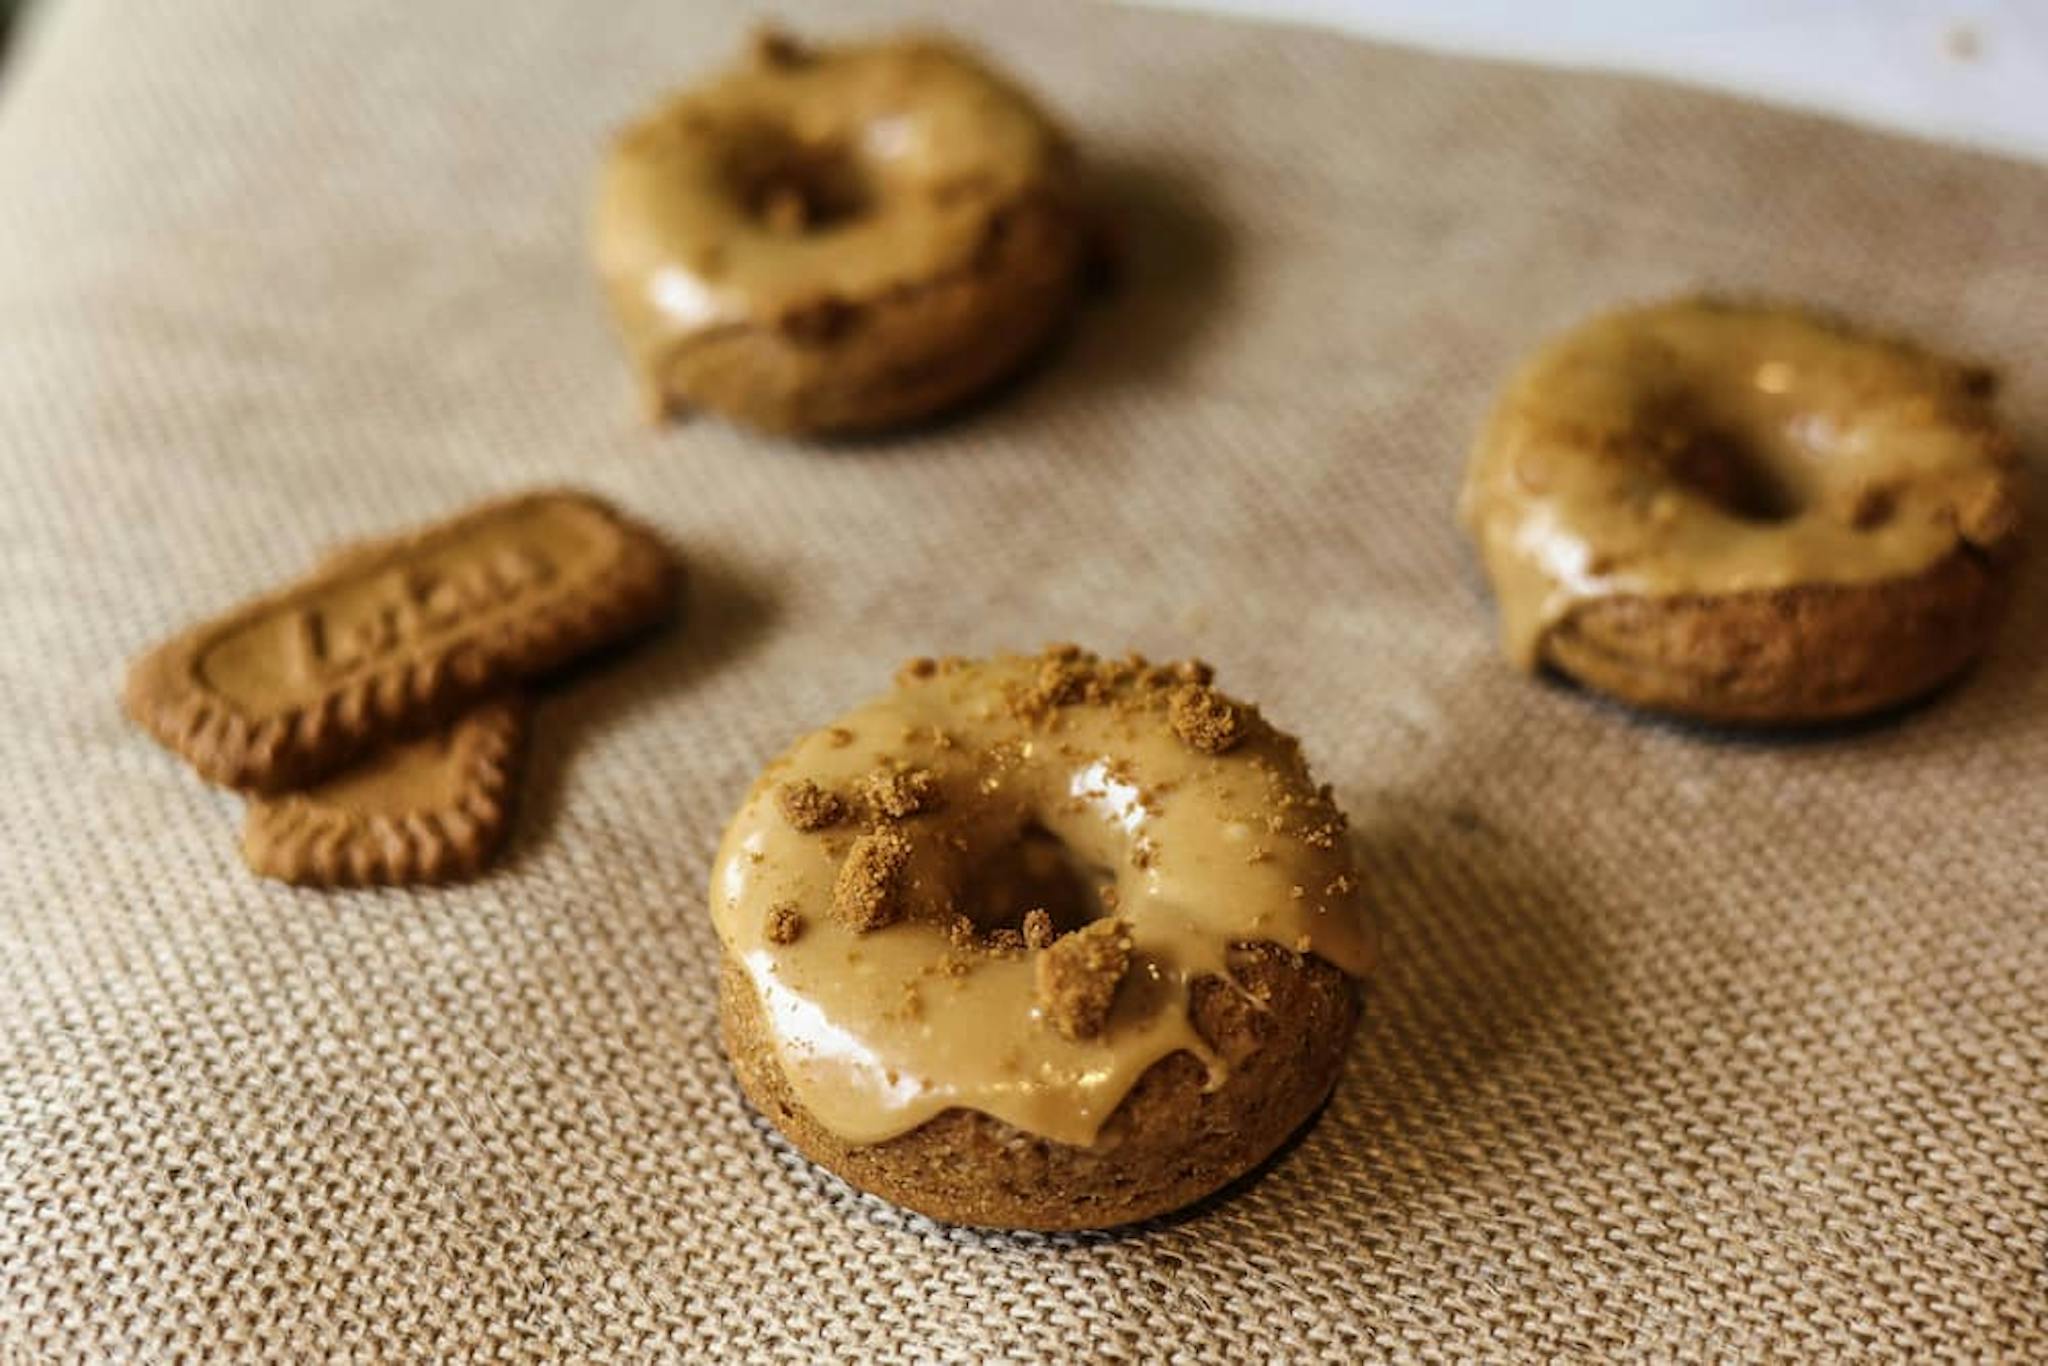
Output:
772 150 1238 455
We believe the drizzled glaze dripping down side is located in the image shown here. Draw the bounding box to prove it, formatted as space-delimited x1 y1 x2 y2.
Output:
707 652 1371 1148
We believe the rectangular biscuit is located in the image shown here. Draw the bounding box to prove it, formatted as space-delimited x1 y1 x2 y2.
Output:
241 696 529 887
125 489 676 791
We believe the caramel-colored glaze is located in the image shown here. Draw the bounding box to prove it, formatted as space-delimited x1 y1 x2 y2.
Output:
708 654 1371 1148
594 35 1076 399
1460 299 2020 669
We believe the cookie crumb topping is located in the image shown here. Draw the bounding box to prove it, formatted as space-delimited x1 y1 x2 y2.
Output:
864 765 940 820
765 902 805 945
1036 918 1133 1041
1169 684 1245 753
778 778 846 832
833 830 913 932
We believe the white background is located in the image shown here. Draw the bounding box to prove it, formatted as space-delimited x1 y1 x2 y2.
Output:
1138 0 2048 163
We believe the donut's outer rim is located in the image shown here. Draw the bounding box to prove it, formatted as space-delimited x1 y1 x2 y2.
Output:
632 192 1090 437
1539 540 2019 725
718 942 1360 1231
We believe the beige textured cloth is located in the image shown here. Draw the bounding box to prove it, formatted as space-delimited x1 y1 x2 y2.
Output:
2 0 2044 1358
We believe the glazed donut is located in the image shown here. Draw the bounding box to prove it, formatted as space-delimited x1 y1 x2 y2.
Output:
1460 298 2024 724
710 647 1371 1230
593 30 1088 436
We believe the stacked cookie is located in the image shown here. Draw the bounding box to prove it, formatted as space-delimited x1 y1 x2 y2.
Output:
124 489 678 887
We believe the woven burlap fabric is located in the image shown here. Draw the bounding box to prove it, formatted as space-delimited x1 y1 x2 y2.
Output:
2 0 2044 1358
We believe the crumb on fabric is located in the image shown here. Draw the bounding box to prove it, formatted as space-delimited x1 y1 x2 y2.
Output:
832 830 913 932
778 779 845 832
864 765 940 820
1169 684 1245 753
825 727 856 748
1022 908 1056 950
1035 918 1133 1041
765 902 805 945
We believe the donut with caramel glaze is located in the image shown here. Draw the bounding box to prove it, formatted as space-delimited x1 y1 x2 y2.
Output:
594 30 1088 436
1460 298 2023 724
709 648 1371 1229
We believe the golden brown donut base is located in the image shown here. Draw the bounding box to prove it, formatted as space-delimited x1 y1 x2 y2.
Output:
649 197 1085 436
721 942 1359 1231
1542 546 2010 725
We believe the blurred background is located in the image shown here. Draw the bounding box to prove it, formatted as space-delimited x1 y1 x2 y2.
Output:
11 0 2044 162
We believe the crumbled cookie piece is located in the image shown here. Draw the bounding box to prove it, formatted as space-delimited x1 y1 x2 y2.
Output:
777 778 846 832
895 656 939 685
864 765 939 820
947 914 979 949
988 928 1027 953
765 902 805 945
890 982 925 1022
1035 918 1133 1041
1169 683 1245 754
1022 907 1056 950
751 25 812 69
1033 654 1089 706
1005 644 1116 721
832 830 913 932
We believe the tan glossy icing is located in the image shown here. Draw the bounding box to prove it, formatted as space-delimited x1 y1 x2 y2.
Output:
1459 299 2019 668
594 33 1075 392
708 652 1371 1147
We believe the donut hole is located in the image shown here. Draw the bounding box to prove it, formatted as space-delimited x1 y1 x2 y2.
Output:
1667 420 1809 524
959 822 1113 940
724 124 871 234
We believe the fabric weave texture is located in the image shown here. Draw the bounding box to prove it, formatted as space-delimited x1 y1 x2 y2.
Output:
1 0 2043 1359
